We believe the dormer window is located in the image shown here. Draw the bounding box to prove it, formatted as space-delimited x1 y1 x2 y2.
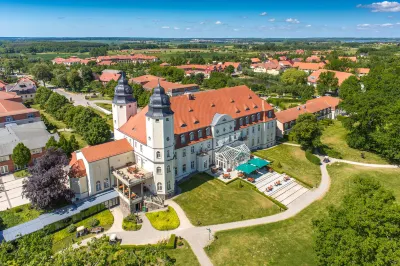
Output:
268 110 273 118
198 130 203 138
257 113 261 120
245 116 249 124
189 132 194 141
251 115 255 122
206 127 211 136
239 118 243 126
181 134 186 144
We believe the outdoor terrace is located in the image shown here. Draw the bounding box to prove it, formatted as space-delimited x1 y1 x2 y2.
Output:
112 164 153 187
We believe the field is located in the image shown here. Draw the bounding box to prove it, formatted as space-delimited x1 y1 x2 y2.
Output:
206 163 400 266
321 120 388 164
24 52 90 60
174 173 280 226
253 145 321 187
0 204 43 230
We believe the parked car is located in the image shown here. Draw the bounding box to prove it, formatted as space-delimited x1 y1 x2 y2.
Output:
76 226 88 238
109 234 119 244
90 226 104 234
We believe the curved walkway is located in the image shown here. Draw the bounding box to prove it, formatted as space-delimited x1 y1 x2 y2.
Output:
75 157 397 265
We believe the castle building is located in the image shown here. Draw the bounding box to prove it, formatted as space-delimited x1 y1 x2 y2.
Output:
69 73 277 214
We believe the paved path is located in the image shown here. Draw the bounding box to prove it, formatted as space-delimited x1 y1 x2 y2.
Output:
54 89 112 114
331 158 399 168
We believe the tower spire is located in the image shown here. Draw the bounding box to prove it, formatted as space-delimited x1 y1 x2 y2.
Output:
146 81 174 118
113 71 136 104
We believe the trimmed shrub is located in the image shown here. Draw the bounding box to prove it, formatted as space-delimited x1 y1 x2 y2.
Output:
166 234 176 249
89 218 99 227
67 224 77 233
306 151 321 165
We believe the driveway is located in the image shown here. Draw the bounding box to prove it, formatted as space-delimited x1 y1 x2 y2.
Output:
54 89 112 114
0 174 29 211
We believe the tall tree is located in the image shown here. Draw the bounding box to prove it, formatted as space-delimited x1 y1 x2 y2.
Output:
80 65 94 85
22 148 74 210
281 68 308 85
34 86 53 107
31 63 52 87
290 113 322 150
85 117 111 145
69 134 79 151
58 135 72 155
317 71 338 95
313 176 400 265
67 70 84 92
45 92 69 115
45 136 58 149
12 143 31 168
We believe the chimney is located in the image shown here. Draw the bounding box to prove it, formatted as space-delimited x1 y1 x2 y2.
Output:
187 93 195 100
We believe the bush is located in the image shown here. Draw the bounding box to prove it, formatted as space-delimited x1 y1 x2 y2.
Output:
336 115 348 122
67 224 77 233
319 119 333 128
166 234 176 249
305 151 321 165
89 218 99 227
14 207 23 213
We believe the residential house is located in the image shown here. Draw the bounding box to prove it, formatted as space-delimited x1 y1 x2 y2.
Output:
307 69 354 87
0 98 40 127
356 68 370 77
293 62 326 74
218 62 242 74
176 64 219 78
142 80 199 97
5 78 37 102
339 56 357 62
251 58 261 64
252 60 281 75
129 75 165 86
99 70 122 85
0 121 59 174
275 96 341 137
306 56 321 63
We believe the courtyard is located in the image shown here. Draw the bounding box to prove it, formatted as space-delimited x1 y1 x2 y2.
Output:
173 173 280 226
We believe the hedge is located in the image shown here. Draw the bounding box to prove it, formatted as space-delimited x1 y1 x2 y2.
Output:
44 203 106 234
121 234 176 250
305 150 321 166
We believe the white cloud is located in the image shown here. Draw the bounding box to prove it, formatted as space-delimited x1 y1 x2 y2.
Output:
185 27 191 30
380 23 394 26
286 18 300 24
173 27 180 30
260 12 267 16
161 26 170 29
233 28 240 31
306 24 312 27
215 21 222 24
268 18 275 22
357 1 400 12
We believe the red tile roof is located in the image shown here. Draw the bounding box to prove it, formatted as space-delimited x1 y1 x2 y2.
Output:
356 68 370 74
80 139 133 163
69 152 86 178
339 56 357 62
255 60 281 70
119 85 274 144
129 75 165 85
99 72 121 83
0 99 38 117
142 80 198 93
306 56 321 62
308 69 354 86
293 62 326 71
276 96 340 124
251 58 261 63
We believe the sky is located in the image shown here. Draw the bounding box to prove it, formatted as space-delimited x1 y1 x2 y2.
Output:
2 0 400 38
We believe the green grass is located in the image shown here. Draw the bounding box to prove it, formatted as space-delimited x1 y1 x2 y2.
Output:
321 120 388 164
13 169 29 178
51 209 114 252
253 145 321 187
0 204 43 230
206 163 400 266
95 103 112 111
32 104 68 130
59 131 88 149
165 239 200 266
88 107 113 130
174 173 280 226
87 96 113 101
122 214 142 231
145 206 180 231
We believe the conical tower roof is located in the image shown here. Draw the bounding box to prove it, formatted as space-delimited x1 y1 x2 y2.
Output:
112 72 136 105
146 79 174 118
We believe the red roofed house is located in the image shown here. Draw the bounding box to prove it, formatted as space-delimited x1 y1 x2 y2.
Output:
339 56 357 62
306 56 321 63
217 62 242 74
129 75 165 86
293 62 326 73
252 60 282 75
176 64 219 78
251 58 261 64
0 97 40 127
68 73 277 214
275 96 341 137
142 80 199 97
5 77 37 102
356 68 370 77
307 69 354 87
98 70 121 85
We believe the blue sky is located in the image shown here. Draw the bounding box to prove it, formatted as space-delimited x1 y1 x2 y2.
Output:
2 0 400 37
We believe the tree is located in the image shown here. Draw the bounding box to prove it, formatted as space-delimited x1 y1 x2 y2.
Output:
85 117 111 145
69 134 79 151
45 136 58 149
58 135 72 155
224 65 235 74
31 63 52 87
52 68 68 88
22 148 74 210
67 70 84 92
80 65 94 85
313 177 400 265
281 68 308 85
12 143 31 168
73 108 97 135
45 92 69 115
34 86 53 107
290 113 322 150
339 75 361 101
317 71 338 95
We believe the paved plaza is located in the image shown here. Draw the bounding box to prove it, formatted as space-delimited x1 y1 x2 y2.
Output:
0 174 29 211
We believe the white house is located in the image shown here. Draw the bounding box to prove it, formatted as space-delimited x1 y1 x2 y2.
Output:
69 73 277 214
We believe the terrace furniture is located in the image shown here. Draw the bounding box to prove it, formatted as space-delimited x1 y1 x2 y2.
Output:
238 172 244 177
227 168 232 172
274 180 281 186
90 227 104 234
76 226 87 238
266 185 273 192
247 177 255 183
223 173 231 178
284 176 290 181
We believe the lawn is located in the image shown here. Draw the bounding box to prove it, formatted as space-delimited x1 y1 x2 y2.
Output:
0 204 43 230
13 169 29 178
253 145 321 187
122 214 142 231
32 104 67 130
321 120 388 164
95 103 112 111
88 107 113 130
145 206 180 231
206 163 400 266
165 239 200 266
174 173 280 226
51 209 114 252
59 131 88 149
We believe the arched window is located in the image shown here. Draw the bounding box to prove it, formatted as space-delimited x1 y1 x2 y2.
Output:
180 134 185 144
167 165 171 173
157 182 162 191
245 116 249 124
239 118 243 126
251 115 255 122
156 167 162 174
189 132 194 141
156 151 161 159
198 129 203 138
257 112 261 120
96 181 101 191
104 178 109 189
206 127 211 136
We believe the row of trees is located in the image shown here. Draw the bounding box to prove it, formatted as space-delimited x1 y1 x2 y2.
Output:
35 87 110 145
